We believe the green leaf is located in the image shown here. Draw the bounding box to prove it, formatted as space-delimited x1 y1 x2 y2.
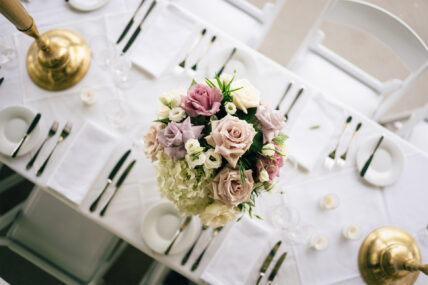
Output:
272 132 289 146
154 118 171 124
235 107 257 124
188 79 197 91
249 131 263 154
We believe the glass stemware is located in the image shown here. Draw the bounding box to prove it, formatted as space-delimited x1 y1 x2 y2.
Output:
272 204 313 245
0 36 16 69
417 224 428 247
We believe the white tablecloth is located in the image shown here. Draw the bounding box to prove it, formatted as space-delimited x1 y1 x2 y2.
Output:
1 1 427 285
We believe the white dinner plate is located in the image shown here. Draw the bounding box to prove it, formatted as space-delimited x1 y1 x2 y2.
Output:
140 201 198 255
205 48 259 83
356 135 404 187
0 106 41 157
68 0 109 12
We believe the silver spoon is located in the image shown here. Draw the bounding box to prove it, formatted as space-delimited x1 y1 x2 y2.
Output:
26 121 58 170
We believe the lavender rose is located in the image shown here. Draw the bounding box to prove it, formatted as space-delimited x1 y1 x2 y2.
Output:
205 115 256 168
256 104 285 143
181 84 223 117
157 117 204 160
143 123 164 162
211 167 254 207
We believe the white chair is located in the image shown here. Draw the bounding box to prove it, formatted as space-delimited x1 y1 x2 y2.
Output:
288 0 428 119
171 0 286 48
0 187 127 285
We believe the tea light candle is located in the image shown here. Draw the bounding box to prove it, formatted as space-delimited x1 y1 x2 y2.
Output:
79 87 97 105
342 225 361 240
310 234 328 251
319 194 340 210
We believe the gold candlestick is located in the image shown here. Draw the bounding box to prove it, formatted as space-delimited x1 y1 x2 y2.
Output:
358 227 428 285
0 0 91 91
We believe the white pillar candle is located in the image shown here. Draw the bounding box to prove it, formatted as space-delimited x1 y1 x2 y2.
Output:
79 87 97 105
310 235 328 251
319 194 340 210
342 225 361 240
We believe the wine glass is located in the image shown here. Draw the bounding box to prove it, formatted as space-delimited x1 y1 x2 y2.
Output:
272 204 313 245
417 224 428 247
90 35 118 70
0 36 16 69
103 91 130 131
110 55 135 90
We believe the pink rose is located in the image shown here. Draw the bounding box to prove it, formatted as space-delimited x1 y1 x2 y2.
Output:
256 104 285 143
181 84 223 117
143 123 164 162
205 115 256 168
256 143 284 181
157 118 204 160
212 167 254 206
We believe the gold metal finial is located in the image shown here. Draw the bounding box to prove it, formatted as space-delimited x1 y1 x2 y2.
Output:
358 227 428 285
0 0 91 91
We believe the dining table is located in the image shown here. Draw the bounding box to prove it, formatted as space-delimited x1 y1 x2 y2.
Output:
0 0 427 284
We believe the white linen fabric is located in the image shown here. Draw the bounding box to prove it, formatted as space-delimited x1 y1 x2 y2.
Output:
107 3 202 78
200 217 279 285
47 121 119 204
285 170 389 285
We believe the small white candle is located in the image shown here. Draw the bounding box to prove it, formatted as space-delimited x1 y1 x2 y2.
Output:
79 87 97 105
310 235 328 251
319 194 340 210
342 225 361 240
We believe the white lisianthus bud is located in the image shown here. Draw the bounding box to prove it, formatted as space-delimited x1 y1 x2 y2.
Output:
185 139 201 154
262 143 275 156
219 73 234 85
225 102 237 115
159 88 184 108
259 169 269 182
264 180 278 194
157 104 170 119
169 107 186 122
185 153 206 168
204 149 223 169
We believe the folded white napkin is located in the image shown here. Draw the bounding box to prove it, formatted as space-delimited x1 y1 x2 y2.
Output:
285 170 389 285
285 96 342 171
201 217 278 285
112 3 201 78
47 121 119 204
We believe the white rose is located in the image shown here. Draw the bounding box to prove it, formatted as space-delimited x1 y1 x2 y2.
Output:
157 104 170 119
185 153 206 168
231 79 260 114
159 88 185 108
185 139 201 154
204 149 223 169
259 169 269 182
169 107 186 122
262 143 275 156
225 102 237 115
200 201 239 228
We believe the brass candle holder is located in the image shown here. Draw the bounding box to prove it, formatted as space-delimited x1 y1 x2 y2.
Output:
358 227 428 285
0 0 91 91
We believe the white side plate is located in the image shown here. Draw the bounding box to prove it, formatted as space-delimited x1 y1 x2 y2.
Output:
68 0 109 12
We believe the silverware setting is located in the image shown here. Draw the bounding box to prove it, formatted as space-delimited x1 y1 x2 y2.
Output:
284 87 304 120
256 240 282 285
217 47 236 77
360 135 384 177
164 216 193 255
26 120 58 170
267 252 287 285
36 122 72 177
116 0 147 44
181 225 208 265
178 28 207 69
275 82 293 110
90 149 132 212
11 113 41 158
191 35 216 72
100 159 137 217
122 0 157 54
191 227 223 272
337 122 362 168
324 116 352 170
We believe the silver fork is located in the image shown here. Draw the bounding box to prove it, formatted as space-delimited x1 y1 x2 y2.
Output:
26 121 58 170
181 225 208 265
191 227 222 271
36 122 72 177
324 116 352 170
337 122 362 167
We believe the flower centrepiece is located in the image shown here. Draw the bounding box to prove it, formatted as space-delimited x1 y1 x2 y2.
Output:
144 73 288 228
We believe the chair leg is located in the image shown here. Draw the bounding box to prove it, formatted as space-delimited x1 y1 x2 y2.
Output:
139 261 170 285
0 201 24 231
0 174 25 195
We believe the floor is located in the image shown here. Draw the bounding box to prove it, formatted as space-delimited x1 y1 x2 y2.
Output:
1 0 427 284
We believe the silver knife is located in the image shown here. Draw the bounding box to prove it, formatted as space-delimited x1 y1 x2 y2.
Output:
284 88 304 120
360 135 384 177
267 252 287 285
116 0 146 44
12 113 41 158
256 241 282 285
164 216 192 255
90 149 131 212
